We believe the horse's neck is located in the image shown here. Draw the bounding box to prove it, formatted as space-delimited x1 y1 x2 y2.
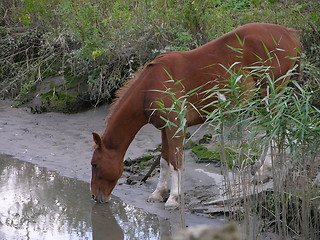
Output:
102 98 146 155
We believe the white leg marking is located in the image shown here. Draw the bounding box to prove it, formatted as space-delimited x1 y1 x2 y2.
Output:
254 142 273 183
148 158 170 202
165 165 181 209
254 92 274 183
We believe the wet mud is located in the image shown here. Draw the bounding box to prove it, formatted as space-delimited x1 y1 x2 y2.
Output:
0 101 302 240
0 155 170 240
0 101 225 228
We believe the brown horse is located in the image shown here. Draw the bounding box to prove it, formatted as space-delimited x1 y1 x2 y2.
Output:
91 23 301 209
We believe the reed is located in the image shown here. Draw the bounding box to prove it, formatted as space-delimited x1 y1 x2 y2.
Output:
208 61 319 239
154 60 320 238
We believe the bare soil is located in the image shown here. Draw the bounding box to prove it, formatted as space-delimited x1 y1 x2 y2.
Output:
0 101 225 230
1 101 304 239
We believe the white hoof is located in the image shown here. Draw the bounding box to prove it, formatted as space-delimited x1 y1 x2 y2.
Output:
148 190 166 202
165 196 179 210
253 165 273 184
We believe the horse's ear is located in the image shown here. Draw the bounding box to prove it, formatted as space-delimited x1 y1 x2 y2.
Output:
92 132 102 148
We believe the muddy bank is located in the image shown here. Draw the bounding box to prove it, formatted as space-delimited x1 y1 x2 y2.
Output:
1 101 308 240
0 101 224 230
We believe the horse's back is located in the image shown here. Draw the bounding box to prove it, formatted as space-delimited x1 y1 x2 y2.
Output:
237 23 300 68
142 23 301 127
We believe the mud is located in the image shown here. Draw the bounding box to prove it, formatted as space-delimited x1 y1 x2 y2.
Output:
0 155 170 240
0 101 224 235
0 101 301 239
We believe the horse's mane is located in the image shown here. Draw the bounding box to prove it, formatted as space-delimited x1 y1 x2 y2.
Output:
106 53 168 123
105 72 140 123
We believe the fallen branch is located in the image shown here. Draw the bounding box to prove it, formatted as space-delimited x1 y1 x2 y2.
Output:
141 155 161 182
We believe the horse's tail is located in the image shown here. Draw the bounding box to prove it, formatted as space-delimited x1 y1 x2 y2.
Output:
287 27 301 48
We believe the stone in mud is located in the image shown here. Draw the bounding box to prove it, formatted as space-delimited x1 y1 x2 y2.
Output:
199 134 213 144
28 75 91 113
173 222 240 240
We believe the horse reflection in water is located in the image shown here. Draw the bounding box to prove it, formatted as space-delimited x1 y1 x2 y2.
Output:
90 23 301 209
91 204 124 240
91 201 169 240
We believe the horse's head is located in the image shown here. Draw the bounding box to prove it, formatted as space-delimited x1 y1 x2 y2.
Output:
90 132 123 203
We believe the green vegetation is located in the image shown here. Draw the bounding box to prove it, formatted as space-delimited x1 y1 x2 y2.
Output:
191 143 258 167
192 145 217 160
1 0 319 111
124 154 155 171
154 58 319 238
203 62 319 239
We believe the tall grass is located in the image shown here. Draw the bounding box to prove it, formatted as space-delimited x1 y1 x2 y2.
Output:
154 60 320 238
207 63 319 239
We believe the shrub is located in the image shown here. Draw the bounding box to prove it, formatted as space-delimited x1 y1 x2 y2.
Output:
0 0 319 109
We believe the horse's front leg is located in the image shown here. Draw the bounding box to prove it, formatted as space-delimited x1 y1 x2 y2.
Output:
148 156 182 210
164 164 182 209
148 157 170 202
148 129 171 202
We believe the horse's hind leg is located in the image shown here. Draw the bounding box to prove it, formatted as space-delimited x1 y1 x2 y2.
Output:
253 140 273 183
148 129 170 202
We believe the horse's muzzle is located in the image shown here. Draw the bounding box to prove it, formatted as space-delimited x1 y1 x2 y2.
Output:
92 193 110 203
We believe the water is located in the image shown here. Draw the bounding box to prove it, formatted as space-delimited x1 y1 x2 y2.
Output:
0 155 170 240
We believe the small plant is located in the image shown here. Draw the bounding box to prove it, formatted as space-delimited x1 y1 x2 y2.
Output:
191 145 219 161
17 79 37 104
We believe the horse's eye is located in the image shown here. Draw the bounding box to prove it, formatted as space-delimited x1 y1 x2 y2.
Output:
92 163 97 168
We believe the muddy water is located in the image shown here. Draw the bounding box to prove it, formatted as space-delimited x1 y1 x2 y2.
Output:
0 155 170 240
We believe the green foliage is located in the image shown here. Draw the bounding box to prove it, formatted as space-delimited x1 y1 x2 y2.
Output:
205 64 319 238
17 0 60 27
192 145 218 161
17 79 37 104
191 141 258 167
153 53 319 238
137 155 155 162
0 0 319 108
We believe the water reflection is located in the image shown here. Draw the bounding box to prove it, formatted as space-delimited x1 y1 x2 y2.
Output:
0 155 169 240
92 204 124 240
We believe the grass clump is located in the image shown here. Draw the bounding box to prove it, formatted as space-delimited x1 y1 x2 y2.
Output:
191 142 258 168
191 145 219 161
206 65 319 239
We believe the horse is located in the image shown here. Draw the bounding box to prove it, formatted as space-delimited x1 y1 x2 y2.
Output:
90 23 301 209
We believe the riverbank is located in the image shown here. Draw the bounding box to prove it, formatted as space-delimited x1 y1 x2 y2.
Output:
0 100 226 230
2 100 317 240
